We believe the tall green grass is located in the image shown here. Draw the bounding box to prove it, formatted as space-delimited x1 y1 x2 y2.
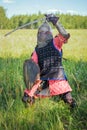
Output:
0 29 87 130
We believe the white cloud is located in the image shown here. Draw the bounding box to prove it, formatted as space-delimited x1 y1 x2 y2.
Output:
66 10 78 15
45 9 86 16
46 9 61 14
3 0 15 3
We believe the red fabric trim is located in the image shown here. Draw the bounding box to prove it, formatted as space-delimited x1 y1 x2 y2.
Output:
49 80 72 96
24 80 72 97
54 34 68 51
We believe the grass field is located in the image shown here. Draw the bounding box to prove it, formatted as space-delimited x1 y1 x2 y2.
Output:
0 29 87 130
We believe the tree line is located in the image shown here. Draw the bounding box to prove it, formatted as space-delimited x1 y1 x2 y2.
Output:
0 6 87 29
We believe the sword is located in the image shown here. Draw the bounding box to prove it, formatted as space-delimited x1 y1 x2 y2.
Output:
4 18 45 37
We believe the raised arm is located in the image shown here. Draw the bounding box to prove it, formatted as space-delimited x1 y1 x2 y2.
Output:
45 14 70 39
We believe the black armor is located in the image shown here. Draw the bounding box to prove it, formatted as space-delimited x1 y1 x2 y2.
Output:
36 40 66 80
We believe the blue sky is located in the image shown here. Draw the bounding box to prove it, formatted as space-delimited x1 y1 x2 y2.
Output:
0 0 87 18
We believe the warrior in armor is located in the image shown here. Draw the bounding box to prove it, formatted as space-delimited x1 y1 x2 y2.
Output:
22 14 76 108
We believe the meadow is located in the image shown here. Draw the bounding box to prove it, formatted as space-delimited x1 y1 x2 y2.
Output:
0 29 87 130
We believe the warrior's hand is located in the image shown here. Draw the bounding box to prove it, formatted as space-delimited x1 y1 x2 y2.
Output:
45 14 59 25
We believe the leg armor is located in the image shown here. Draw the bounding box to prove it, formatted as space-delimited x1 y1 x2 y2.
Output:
61 92 77 108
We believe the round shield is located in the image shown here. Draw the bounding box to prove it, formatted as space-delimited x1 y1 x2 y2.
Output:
23 59 40 89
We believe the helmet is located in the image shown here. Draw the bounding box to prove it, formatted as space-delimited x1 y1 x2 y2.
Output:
37 21 53 48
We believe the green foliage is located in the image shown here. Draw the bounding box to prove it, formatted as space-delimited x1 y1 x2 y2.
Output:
0 6 87 29
0 6 9 29
59 14 87 29
0 29 87 130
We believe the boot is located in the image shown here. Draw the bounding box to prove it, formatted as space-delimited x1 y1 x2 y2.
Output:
22 93 35 105
61 92 77 108
70 99 77 108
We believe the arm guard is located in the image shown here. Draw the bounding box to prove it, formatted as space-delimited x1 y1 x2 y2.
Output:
55 21 70 39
